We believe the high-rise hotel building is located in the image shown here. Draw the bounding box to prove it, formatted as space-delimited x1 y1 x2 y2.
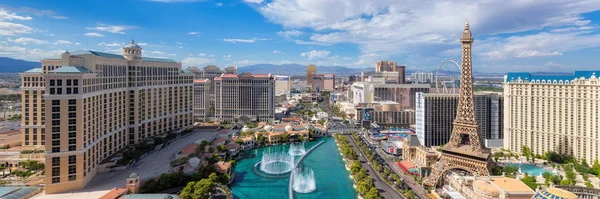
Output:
19 40 193 193
193 79 211 121
214 72 275 122
504 71 600 162
415 92 503 148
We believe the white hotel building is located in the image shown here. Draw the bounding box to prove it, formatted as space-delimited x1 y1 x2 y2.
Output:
504 71 600 162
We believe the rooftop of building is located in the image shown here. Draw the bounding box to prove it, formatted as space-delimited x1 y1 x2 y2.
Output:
193 79 210 83
534 187 578 199
0 186 41 199
67 50 178 63
423 92 502 97
180 144 199 155
99 188 127 199
24 68 43 73
48 66 91 73
214 72 271 80
488 177 534 193
506 71 600 83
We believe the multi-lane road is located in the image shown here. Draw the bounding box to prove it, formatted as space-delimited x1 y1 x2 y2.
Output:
344 134 405 199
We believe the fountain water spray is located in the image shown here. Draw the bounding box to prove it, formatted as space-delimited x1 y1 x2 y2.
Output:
289 142 306 156
292 167 316 193
260 147 294 175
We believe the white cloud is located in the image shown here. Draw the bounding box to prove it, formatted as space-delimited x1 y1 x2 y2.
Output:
87 24 136 34
0 5 67 19
252 0 600 70
84 32 104 37
0 42 64 61
75 42 81 45
198 53 215 57
0 9 33 36
273 50 285 54
550 26 593 33
137 42 148 46
223 38 254 43
276 30 303 38
216 3 223 7
294 40 329 46
182 57 216 66
47 33 55 36
223 37 271 43
12 37 47 45
176 42 183 45
478 31 600 60
151 51 168 55
54 40 73 45
98 42 123 47
223 54 231 58
244 0 264 3
300 50 330 60
187 32 201 35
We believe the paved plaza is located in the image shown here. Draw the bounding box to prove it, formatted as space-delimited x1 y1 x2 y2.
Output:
32 129 221 199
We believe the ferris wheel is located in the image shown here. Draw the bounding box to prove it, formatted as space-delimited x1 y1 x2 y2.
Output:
435 58 462 93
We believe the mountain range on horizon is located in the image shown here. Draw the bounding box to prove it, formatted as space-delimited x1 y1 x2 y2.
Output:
0 57 575 77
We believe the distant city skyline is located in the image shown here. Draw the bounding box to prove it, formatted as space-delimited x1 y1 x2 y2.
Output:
1 0 600 72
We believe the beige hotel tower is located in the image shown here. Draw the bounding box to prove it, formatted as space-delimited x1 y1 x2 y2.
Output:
20 40 194 193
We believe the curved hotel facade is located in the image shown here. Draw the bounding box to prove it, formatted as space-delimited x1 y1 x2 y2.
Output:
20 40 194 193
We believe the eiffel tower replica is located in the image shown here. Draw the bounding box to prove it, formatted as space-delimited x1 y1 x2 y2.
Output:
423 21 494 187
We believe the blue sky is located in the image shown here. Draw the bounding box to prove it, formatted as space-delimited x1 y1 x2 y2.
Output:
1 0 600 73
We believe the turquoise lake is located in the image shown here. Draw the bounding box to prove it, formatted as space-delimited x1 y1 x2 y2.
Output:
231 137 358 199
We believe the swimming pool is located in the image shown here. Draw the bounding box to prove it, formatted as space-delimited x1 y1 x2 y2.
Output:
506 163 550 176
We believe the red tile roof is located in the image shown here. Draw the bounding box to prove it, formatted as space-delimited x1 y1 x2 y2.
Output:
99 188 127 199
194 79 207 83
282 117 302 121
181 144 199 155
222 74 238 77
253 74 270 78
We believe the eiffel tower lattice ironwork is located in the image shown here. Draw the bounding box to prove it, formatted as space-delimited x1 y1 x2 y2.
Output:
423 21 494 187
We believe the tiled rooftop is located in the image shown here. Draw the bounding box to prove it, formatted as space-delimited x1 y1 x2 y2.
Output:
49 66 90 73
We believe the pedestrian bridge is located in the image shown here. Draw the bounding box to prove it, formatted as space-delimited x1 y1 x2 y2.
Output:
288 140 325 199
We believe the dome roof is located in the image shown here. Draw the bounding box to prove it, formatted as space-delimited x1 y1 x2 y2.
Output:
124 40 142 49
285 124 293 132
264 124 273 131
128 172 138 179
472 179 500 196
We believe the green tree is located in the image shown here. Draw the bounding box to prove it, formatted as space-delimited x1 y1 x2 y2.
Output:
364 187 382 199
356 181 369 195
493 152 503 162
503 165 518 177
350 162 362 174
209 173 219 183
179 179 214 199
592 159 600 176
520 174 537 190
585 181 594 188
